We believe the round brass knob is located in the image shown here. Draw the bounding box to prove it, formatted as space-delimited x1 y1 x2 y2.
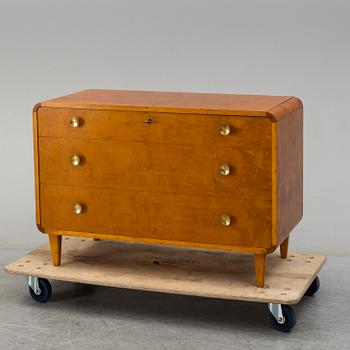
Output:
72 202 83 215
220 214 231 226
219 164 230 176
70 117 80 128
219 124 231 136
71 154 81 166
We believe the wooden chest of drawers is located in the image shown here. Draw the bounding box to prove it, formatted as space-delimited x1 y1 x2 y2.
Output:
33 89 303 287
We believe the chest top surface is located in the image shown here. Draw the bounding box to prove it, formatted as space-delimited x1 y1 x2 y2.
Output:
38 89 300 120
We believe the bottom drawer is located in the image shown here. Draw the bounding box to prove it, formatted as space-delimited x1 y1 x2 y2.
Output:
40 184 272 248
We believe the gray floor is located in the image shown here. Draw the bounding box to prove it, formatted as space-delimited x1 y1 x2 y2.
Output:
1 250 349 350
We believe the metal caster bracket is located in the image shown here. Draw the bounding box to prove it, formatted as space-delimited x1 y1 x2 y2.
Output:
268 303 285 324
28 276 41 295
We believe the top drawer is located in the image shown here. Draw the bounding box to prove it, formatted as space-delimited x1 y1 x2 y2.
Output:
37 107 271 149
37 107 148 142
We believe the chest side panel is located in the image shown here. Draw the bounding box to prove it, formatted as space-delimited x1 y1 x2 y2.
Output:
276 107 303 243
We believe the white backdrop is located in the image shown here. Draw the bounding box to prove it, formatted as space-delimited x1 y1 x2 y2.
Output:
0 0 349 255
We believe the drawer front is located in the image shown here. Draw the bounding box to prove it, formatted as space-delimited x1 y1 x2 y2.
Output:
40 184 272 248
149 112 271 150
37 108 271 150
38 107 148 142
39 138 272 200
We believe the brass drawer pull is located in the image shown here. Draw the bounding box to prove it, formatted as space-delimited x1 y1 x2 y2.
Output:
219 124 231 136
71 154 81 166
70 117 80 128
219 164 230 176
220 214 231 226
72 202 83 215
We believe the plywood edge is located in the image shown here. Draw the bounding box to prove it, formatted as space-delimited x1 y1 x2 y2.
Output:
4 238 327 305
291 254 327 304
2 268 303 304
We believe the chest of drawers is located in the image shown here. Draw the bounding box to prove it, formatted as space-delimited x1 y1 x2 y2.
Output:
33 89 303 287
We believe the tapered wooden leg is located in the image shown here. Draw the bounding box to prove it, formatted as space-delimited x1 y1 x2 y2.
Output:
280 236 289 259
254 253 266 288
48 234 62 266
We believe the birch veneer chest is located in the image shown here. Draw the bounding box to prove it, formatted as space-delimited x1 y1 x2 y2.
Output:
33 89 303 287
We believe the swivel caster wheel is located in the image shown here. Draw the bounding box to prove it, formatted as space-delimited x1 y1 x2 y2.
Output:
305 276 320 297
28 276 52 303
268 304 296 332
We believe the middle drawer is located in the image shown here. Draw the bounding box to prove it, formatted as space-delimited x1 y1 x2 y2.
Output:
39 137 272 200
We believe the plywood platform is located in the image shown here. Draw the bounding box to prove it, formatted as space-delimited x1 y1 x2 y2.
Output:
5 237 326 304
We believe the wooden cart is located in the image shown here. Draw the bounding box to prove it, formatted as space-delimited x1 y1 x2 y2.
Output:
5 237 326 332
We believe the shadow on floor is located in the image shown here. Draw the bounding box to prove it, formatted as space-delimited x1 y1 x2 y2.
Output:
31 279 304 332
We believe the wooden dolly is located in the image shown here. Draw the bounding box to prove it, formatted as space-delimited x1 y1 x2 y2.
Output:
5 237 326 332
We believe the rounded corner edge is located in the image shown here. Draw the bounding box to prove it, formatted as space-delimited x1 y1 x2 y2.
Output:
36 224 46 234
33 102 42 114
266 245 278 254
290 96 303 112
268 96 304 122
266 111 278 123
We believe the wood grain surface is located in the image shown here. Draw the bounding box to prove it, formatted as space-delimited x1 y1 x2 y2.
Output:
38 107 148 142
37 107 271 149
33 90 303 287
38 89 297 120
38 137 272 200
40 184 273 248
5 237 326 303
276 107 303 245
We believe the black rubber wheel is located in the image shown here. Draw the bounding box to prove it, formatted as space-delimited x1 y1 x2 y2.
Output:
29 278 52 302
269 305 296 332
305 276 320 297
